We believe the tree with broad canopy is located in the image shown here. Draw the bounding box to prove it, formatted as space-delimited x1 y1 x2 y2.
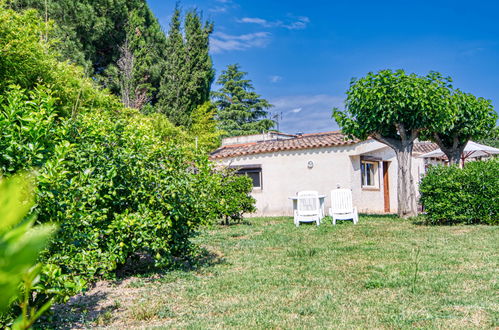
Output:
333 69 453 218
421 91 497 165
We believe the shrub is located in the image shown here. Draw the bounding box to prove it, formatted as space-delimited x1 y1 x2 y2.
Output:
419 159 498 224
0 84 255 310
214 171 256 225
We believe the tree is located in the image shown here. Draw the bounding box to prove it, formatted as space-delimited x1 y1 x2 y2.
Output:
9 0 167 97
422 91 497 164
105 8 156 110
477 126 499 148
212 64 275 137
333 70 452 218
157 6 214 126
189 102 223 152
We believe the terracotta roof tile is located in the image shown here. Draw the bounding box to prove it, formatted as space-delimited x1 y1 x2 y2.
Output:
210 132 359 159
413 142 439 154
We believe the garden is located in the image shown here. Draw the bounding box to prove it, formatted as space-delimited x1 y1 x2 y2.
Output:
1 1 498 329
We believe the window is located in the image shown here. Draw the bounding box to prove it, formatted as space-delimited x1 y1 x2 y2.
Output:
235 165 262 189
361 161 378 188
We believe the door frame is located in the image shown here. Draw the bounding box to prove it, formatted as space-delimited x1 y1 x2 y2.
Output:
382 161 390 213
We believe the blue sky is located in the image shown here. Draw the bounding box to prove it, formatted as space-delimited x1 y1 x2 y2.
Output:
147 0 499 134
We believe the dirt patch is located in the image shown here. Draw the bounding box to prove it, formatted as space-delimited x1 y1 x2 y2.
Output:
41 278 144 329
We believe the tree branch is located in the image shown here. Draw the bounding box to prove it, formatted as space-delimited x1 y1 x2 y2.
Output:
409 129 421 143
372 133 400 150
395 123 407 141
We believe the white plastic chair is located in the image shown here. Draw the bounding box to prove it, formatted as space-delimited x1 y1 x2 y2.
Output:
294 191 321 226
329 189 358 225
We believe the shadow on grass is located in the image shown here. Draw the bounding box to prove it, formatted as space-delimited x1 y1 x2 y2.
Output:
40 247 225 329
359 213 399 219
39 291 116 330
218 219 253 226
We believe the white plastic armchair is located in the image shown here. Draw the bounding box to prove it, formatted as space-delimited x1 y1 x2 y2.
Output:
294 191 321 227
328 189 358 225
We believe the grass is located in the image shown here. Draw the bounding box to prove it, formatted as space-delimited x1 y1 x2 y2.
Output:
49 216 499 328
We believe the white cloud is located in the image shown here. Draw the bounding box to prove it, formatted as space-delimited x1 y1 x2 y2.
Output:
282 16 310 30
239 17 271 25
269 75 282 83
238 16 310 30
270 94 345 133
210 32 271 53
209 6 228 13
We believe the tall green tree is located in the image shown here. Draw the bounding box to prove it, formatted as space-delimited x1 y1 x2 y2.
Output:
421 91 497 164
212 64 275 137
8 0 167 97
333 70 452 218
157 6 214 126
101 6 165 110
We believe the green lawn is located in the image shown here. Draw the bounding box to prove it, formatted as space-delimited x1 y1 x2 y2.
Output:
51 216 498 328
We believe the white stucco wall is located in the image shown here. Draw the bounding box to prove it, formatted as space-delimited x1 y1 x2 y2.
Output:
216 140 426 216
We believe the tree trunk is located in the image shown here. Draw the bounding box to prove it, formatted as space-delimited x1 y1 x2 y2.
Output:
444 147 465 166
373 125 419 218
394 144 418 218
433 134 468 166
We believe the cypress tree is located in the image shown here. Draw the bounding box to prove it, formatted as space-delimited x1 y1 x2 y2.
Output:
157 7 214 126
212 64 275 137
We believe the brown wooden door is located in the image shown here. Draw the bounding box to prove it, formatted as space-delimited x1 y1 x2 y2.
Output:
383 161 390 213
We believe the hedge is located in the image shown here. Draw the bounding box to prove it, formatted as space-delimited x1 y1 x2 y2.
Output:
419 159 498 225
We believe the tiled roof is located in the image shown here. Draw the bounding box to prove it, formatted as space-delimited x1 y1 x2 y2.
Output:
210 131 440 160
210 131 359 159
413 142 439 154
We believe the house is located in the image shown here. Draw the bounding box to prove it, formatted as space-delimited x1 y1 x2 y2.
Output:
210 131 441 216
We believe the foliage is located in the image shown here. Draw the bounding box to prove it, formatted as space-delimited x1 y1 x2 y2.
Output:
0 4 255 320
419 159 498 225
0 173 56 328
214 171 256 225
189 102 224 152
213 64 275 137
0 86 63 175
101 5 166 110
0 4 121 117
157 6 215 126
477 126 499 148
333 70 452 142
147 102 223 153
333 69 452 217
8 0 166 77
420 91 497 164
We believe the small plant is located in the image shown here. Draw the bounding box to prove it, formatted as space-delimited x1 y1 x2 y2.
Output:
286 248 318 258
411 246 421 294
95 310 113 326
0 174 56 328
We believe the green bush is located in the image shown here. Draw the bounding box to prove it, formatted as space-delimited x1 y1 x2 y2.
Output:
419 159 498 224
214 172 256 225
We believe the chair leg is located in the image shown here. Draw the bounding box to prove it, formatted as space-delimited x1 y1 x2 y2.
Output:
332 216 336 225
